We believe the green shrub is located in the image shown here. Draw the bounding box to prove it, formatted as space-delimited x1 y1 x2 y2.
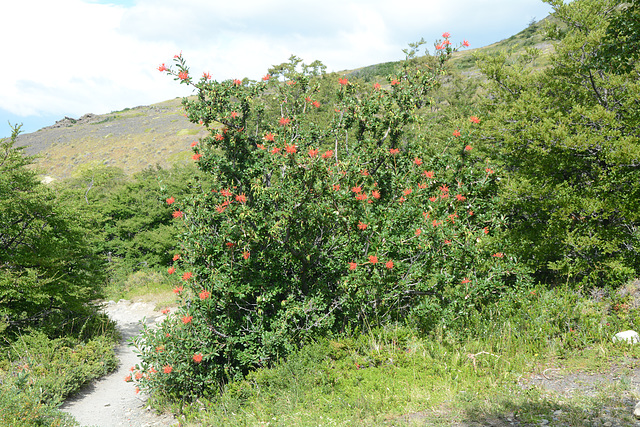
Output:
476 0 640 287
130 37 532 401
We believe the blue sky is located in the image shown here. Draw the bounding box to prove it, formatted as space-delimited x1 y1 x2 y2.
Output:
0 0 554 138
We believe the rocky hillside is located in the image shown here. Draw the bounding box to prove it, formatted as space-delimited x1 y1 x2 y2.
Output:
15 97 207 180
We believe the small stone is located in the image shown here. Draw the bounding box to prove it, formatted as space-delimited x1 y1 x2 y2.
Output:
104 403 111 407
634 401 640 419
553 409 563 416
539 419 549 425
603 421 612 427
613 330 640 344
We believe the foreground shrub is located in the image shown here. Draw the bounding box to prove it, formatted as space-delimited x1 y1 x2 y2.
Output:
132 36 531 399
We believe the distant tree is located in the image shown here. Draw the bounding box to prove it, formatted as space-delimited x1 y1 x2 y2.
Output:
476 0 640 287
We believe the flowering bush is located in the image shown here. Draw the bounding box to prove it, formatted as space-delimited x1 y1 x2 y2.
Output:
131 36 531 399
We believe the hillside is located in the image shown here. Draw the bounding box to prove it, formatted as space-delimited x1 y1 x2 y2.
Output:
15 98 207 180
14 17 555 181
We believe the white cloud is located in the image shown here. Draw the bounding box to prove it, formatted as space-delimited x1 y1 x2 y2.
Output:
0 0 553 134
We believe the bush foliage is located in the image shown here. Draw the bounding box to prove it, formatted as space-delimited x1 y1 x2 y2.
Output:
131 36 532 399
476 0 640 287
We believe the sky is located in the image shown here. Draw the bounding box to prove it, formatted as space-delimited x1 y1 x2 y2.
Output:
0 0 554 138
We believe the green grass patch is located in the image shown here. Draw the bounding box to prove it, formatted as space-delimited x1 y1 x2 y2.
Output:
154 283 640 426
176 128 200 136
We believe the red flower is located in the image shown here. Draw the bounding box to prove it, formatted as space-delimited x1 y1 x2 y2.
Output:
358 221 368 230
312 101 320 108
453 130 461 137
415 229 422 236
368 255 378 264
242 251 250 260
464 145 472 151
456 194 466 201
235 193 247 204
192 153 202 161
172 210 183 218
166 197 175 205
418 183 427 189
308 148 319 157
463 40 470 47
173 285 183 294
257 144 266 150
191 141 198 147
262 74 271 81
338 77 349 85
360 169 369 176
157 63 167 72
279 117 291 126
221 189 233 197
423 170 434 178
161 308 170 314
483 227 489 234
444 240 451 245
203 72 211 80
355 193 368 201
373 83 381 90
182 272 193 281
333 184 340 191
233 79 242 86
439 185 449 194
403 188 412 196
385 260 394 269
270 146 281 154
285 144 297 154
226 242 235 248
215 204 227 213
193 353 203 363
389 148 400 155
414 157 422 166
182 315 193 324
349 262 357 271
124 375 132 382
492 252 504 258
215 133 224 141
178 71 189 80
351 186 362 194
163 365 173 374
287 80 296 86
442 32 451 38
173 254 181 261
391 79 400 86
432 220 440 227
461 278 471 284
486 167 495 174
135 371 143 380
230 111 239 119
435 43 444 50
372 190 380 199
469 116 480 124
199 290 210 300
429 196 437 202
322 150 334 159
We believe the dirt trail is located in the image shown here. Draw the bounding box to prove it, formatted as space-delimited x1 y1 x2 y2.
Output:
60 300 179 427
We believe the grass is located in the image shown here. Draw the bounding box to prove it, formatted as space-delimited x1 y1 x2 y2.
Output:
0 321 119 427
144 282 640 426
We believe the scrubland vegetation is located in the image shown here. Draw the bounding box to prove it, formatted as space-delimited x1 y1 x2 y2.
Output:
1 0 639 425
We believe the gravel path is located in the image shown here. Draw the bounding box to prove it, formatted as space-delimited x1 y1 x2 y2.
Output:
60 300 179 427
